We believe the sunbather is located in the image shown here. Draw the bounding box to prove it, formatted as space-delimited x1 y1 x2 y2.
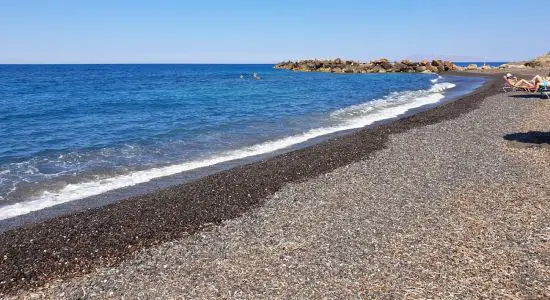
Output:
504 73 535 90
531 72 550 93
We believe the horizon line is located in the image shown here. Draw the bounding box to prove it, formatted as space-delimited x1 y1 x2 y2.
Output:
0 62 280 65
0 60 510 66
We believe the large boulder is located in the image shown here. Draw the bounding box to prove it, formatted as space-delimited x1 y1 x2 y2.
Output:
298 65 313 72
415 66 427 72
382 62 394 70
371 58 393 70
393 62 413 72
431 59 443 67
428 65 440 73
356 64 369 73
392 62 406 72
274 61 292 69
370 65 382 73
466 64 478 70
431 60 445 72
443 61 457 71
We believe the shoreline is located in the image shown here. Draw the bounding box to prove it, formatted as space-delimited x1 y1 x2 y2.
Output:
0 72 500 296
0 73 481 231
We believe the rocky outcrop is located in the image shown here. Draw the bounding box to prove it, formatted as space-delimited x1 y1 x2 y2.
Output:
524 51 550 68
274 58 461 74
499 63 528 69
497 51 550 69
466 64 478 70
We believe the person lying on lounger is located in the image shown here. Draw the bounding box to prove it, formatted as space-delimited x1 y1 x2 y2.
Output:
531 72 550 92
505 73 536 90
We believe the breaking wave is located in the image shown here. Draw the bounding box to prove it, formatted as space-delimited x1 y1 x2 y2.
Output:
0 81 456 220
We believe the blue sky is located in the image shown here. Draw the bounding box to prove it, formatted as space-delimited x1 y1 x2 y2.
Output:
1 1 547 63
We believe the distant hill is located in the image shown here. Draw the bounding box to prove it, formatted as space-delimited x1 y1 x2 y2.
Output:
525 52 550 68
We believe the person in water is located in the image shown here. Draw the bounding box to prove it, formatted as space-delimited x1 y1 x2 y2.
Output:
253 73 261 80
240 74 244 79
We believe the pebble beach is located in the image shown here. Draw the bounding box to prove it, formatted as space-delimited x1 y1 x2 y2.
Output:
3 71 550 299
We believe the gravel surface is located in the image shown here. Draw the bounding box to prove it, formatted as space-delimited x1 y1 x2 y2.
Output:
9 79 550 298
0 73 497 296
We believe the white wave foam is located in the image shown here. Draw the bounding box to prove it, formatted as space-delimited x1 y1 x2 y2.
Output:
331 82 455 120
430 75 443 83
0 81 456 220
430 82 454 92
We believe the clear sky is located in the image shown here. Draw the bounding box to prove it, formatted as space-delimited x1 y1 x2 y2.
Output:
1 0 547 64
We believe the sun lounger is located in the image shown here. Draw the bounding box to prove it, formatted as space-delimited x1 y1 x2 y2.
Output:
502 76 530 92
502 75 549 98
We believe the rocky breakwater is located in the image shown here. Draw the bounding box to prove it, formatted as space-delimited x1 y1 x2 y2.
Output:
464 63 500 71
274 58 461 74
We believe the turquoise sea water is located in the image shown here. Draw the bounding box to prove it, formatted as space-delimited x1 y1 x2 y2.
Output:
0 64 485 219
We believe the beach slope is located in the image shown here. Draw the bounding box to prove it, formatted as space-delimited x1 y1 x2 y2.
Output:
4 74 550 299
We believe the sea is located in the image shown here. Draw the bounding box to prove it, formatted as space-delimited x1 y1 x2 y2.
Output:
0 64 486 221
454 62 507 68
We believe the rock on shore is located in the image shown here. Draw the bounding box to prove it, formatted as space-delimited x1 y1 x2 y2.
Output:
274 58 462 73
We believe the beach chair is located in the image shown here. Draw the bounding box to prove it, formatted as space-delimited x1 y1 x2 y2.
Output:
540 86 550 99
502 76 530 92
521 84 550 99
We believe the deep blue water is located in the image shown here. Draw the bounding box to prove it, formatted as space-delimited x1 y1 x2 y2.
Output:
0 64 484 219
